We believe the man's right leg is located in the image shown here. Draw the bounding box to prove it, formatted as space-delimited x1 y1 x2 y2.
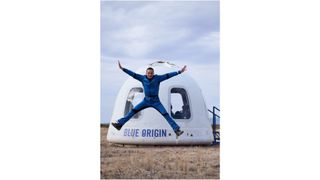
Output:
112 100 149 130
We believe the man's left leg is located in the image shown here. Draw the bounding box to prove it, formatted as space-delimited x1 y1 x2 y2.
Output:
153 102 184 136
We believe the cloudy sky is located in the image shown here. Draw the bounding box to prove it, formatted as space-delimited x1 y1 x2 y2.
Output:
101 0 220 124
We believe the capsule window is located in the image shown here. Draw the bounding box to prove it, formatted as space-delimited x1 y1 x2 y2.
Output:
124 87 144 118
170 88 191 119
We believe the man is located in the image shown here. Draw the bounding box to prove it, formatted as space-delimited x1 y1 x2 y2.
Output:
112 61 187 137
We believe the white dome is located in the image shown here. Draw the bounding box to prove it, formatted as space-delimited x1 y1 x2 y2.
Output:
107 61 213 145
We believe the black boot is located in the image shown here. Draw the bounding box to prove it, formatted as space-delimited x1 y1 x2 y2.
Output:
111 122 123 131
175 129 184 137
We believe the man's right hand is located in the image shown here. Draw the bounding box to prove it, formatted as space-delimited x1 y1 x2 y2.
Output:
118 60 123 70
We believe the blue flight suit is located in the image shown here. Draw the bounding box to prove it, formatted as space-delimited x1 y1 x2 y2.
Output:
117 68 181 131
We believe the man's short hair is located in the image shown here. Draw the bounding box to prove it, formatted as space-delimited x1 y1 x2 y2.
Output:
146 67 154 71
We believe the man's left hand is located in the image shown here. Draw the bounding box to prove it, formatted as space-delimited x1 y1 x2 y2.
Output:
180 65 187 73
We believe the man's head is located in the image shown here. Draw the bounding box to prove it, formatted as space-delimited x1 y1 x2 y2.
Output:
146 67 154 79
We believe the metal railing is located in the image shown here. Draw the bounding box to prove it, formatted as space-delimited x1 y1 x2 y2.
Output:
208 106 220 145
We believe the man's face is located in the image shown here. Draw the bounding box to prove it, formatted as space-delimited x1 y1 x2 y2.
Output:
146 69 154 79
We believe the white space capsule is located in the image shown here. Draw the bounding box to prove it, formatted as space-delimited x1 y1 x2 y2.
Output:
107 61 214 145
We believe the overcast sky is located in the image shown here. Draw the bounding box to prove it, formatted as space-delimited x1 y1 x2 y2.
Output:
101 1 220 124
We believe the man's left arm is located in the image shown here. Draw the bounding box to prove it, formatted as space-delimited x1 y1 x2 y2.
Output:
158 65 187 82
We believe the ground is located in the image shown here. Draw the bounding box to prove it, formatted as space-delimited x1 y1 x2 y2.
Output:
101 126 220 179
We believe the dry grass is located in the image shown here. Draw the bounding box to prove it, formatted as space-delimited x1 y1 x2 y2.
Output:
101 126 220 179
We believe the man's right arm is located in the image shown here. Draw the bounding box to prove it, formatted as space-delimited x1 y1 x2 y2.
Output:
122 68 144 82
118 60 143 81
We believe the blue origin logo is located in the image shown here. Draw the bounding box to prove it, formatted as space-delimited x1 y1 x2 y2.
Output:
123 128 167 137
